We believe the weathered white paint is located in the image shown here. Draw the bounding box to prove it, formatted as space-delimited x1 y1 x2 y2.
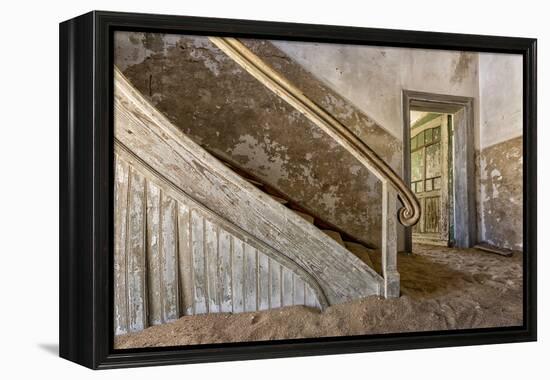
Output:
113 68 399 335
114 147 325 334
114 67 385 308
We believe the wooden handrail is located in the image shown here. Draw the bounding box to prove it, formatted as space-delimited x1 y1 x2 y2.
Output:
208 37 421 227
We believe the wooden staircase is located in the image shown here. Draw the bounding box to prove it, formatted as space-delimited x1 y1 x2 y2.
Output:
204 148 377 270
112 37 421 336
113 67 389 335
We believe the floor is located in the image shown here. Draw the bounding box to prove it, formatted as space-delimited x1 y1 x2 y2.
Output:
115 244 523 348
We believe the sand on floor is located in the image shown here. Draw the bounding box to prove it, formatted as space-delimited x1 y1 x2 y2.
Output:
115 244 523 348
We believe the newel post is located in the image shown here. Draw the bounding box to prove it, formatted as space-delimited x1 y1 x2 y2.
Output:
381 182 400 298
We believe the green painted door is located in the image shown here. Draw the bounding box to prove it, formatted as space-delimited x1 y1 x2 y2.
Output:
410 114 450 245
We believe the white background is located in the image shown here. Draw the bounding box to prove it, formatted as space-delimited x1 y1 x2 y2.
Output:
0 0 547 377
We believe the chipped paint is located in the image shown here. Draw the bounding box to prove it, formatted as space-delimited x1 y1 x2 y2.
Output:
115 32 402 247
477 137 523 250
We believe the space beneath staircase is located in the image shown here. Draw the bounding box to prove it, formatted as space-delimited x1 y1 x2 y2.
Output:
115 244 523 348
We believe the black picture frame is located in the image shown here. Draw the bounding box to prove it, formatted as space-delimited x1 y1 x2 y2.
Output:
59 10 537 369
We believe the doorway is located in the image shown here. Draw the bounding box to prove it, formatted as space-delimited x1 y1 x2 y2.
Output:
402 91 476 252
410 112 453 246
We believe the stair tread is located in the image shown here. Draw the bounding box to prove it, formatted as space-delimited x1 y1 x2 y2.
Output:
344 241 375 268
322 229 345 247
292 210 315 224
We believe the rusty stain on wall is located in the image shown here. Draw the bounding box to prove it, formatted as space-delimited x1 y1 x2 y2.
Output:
478 136 523 250
115 32 402 247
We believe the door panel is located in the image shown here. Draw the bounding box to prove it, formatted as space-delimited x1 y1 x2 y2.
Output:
410 114 450 245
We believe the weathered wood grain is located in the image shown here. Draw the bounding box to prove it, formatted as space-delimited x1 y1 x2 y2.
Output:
258 253 270 310
145 181 162 325
282 268 294 307
177 203 194 315
114 68 383 307
126 168 147 332
231 236 245 313
191 210 207 314
114 145 329 335
111 68 409 335
244 243 257 312
114 155 129 334
205 219 220 313
218 228 233 312
160 193 179 321
270 260 282 309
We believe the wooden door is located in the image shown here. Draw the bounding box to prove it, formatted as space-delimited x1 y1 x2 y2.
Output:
410 114 450 245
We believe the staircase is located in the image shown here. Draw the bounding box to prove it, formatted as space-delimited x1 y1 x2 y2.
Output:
203 148 377 270
113 37 420 336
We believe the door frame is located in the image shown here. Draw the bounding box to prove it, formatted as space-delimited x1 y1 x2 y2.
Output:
402 90 476 252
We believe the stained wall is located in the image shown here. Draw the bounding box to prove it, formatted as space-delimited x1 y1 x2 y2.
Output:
115 32 400 248
115 32 523 251
477 53 523 250
275 42 523 251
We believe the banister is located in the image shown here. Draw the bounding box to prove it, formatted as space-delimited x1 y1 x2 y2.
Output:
208 37 421 227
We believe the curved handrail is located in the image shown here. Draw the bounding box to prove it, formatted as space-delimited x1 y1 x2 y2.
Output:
208 37 420 227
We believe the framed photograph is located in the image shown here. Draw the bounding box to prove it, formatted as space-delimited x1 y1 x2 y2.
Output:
59 11 537 369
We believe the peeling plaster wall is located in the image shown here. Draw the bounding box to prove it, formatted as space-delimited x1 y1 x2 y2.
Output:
276 42 523 250
114 32 523 251
273 41 480 250
477 54 523 250
477 137 523 250
114 32 402 248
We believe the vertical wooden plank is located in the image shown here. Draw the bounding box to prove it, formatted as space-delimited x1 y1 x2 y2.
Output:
191 210 207 314
127 168 147 331
282 267 294 307
231 237 244 313
145 181 162 326
382 182 400 298
269 259 281 309
293 275 305 306
160 193 179 321
114 155 129 335
218 228 233 313
177 202 194 315
244 243 257 312
304 284 318 308
258 252 270 310
205 219 220 313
